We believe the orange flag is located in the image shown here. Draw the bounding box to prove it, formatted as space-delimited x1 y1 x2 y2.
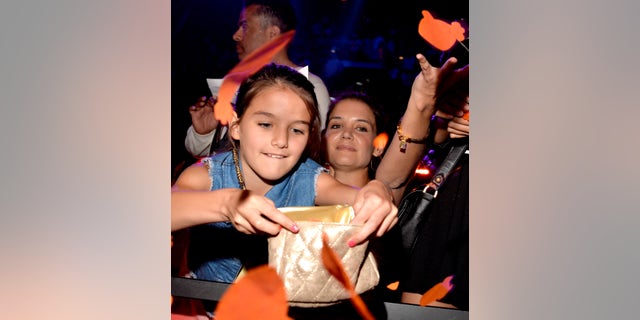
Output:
418 10 466 51
214 30 296 125
321 232 375 320
214 265 291 320
419 275 455 306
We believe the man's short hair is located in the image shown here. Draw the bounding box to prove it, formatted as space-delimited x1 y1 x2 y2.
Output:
248 0 297 33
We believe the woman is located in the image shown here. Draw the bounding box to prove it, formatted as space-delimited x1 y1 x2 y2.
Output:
321 54 467 305
325 54 464 205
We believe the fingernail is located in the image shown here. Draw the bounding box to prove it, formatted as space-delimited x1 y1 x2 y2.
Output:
348 240 355 248
291 224 299 232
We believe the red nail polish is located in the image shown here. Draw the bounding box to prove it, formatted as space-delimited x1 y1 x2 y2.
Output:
348 240 355 247
291 224 299 232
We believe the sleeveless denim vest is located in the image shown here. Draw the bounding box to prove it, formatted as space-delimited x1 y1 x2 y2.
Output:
188 151 327 283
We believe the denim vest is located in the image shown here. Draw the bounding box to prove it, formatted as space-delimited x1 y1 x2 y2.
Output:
188 151 327 283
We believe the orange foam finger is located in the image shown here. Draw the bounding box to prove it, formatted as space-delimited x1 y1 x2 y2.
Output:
418 10 466 51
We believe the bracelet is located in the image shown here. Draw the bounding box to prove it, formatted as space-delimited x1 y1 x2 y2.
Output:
397 122 429 152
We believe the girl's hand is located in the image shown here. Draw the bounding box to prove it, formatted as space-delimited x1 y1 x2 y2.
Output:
435 109 470 139
348 180 398 247
447 116 470 139
222 189 299 235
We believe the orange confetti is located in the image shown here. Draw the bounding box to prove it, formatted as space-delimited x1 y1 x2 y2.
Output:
386 281 400 291
419 275 455 307
462 111 469 120
373 132 389 150
214 265 291 320
321 232 375 320
214 30 296 125
418 10 466 51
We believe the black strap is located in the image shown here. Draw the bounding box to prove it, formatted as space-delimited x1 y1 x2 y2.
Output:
208 125 224 156
396 142 468 255
422 143 468 193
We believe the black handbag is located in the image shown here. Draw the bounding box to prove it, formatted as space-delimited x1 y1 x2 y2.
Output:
396 143 468 256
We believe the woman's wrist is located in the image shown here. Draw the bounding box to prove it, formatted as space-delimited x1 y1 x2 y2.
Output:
408 95 436 114
396 119 429 152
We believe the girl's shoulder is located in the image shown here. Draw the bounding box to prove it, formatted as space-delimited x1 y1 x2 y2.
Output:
202 150 233 167
174 162 212 191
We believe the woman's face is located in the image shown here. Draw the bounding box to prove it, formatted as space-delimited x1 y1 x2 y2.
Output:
230 86 311 185
324 99 379 172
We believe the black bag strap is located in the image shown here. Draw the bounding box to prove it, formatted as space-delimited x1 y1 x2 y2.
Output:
421 143 468 194
208 125 224 155
396 142 468 256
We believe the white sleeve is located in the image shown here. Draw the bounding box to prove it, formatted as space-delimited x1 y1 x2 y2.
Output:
184 125 215 157
308 72 331 130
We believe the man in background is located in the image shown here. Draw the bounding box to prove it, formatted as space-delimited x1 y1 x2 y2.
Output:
184 0 331 157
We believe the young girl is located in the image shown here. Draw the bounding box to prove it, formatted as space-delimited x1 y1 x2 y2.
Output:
172 64 397 283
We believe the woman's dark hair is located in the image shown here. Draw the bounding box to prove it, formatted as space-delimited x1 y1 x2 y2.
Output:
234 63 321 161
324 91 386 135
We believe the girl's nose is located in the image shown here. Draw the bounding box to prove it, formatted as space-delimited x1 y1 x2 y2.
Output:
271 128 289 148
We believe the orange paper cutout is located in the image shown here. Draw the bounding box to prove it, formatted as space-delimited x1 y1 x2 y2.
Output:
373 132 389 150
321 232 375 320
214 30 296 125
419 275 455 306
214 265 291 320
418 10 466 51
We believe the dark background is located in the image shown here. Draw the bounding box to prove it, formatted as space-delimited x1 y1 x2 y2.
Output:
171 0 469 174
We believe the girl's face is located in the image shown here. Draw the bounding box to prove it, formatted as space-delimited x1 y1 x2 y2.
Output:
230 86 311 187
324 99 381 171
